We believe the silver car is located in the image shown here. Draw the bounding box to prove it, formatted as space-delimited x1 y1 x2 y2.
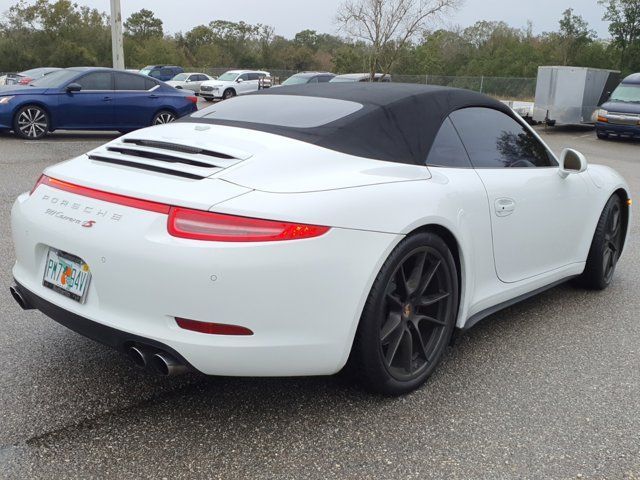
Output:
166 73 214 94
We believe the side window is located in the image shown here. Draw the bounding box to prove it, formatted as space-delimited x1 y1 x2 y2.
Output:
144 78 157 90
247 73 260 81
114 73 148 91
238 73 250 81
450 107 557 168
149 69 161 78
319 76 333 83
425 118 472 168
308 77 319 84
76 72 112 90
160 68 173 77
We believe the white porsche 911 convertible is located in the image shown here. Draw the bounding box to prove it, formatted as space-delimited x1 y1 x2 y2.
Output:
10 84 631 395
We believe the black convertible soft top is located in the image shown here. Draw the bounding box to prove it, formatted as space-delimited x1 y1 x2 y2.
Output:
184 83 515 165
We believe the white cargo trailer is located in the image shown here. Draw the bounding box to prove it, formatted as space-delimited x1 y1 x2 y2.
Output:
533 66 620 126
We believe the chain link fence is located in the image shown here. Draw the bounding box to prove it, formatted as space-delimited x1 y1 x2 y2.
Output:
392 75 536 100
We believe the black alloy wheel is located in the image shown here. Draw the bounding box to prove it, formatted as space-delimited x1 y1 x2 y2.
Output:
222 89 236 100
579 195 625 290
351 232 458 395
14 105 49 140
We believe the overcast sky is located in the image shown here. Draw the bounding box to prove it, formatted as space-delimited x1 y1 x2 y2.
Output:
0 0 611 38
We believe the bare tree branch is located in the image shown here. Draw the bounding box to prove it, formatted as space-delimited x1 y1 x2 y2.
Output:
337 0 462 79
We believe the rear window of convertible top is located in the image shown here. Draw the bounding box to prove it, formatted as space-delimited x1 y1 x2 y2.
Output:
190 95 363 128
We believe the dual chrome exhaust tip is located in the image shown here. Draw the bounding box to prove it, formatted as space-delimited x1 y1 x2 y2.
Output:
127 345 188 376
10 285 188 377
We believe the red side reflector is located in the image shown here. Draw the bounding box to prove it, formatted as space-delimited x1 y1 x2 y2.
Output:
176 318 253 336
167 207 330 242
32 175 170 214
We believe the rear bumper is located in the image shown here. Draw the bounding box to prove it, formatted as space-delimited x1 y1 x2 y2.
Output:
596 121 640 138
13 280 197 371
11 187 399 377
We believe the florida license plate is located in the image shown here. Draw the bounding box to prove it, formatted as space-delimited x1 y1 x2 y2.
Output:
42 248 92 303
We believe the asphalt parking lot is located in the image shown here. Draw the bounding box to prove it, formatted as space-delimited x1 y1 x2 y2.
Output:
0 125 638 479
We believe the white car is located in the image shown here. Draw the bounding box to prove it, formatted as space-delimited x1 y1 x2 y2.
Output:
166 72 214 94
10 84 631 395
199 70 271 101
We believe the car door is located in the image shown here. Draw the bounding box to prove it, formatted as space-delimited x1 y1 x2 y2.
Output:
186 74 202 92
113 72 160 129
234 73 253 94
450 107 591 283
56 71 114 128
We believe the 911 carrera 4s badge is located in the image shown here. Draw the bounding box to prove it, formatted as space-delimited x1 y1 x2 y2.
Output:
42 248 92 304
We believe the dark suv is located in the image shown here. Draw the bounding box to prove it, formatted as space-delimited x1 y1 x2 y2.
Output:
139 65 184 82
596 73 640 140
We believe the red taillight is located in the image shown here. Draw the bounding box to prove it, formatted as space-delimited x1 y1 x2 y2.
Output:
31 175 170 214
176 318 253 335
186 96 198 104
31 175 330 241
167 207 330 242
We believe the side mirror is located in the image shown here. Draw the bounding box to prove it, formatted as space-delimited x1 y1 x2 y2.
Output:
559 148 588 178
185 79 191 83
66 83 81 93
236 78 244 83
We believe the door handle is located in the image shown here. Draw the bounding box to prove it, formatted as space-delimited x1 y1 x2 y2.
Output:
149 94 159 99
102 96 112 102
495 198 516 217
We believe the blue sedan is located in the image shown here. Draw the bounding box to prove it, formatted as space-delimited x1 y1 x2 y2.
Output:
0 67 198 139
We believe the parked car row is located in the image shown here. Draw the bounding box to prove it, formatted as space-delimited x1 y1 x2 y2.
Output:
194 70 392 101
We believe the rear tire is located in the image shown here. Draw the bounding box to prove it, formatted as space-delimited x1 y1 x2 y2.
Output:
596 131 609 140
579 195 624 290
349 232 458 396
13 105 49 140
152 110 176 126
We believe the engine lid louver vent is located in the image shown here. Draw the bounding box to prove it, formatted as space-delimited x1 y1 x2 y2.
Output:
87 138 246 179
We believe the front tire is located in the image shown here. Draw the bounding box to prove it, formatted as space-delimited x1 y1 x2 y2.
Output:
152 110 176 126
13 105 49 140
350 232 459 396
579 195 624 290
222 88 236 100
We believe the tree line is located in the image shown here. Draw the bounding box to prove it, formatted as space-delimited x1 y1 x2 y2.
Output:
1 0 639 76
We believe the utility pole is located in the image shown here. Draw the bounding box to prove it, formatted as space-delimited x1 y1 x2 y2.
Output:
110 0 125 69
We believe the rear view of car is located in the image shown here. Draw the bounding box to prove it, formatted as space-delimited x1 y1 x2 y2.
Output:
596 73 640 139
